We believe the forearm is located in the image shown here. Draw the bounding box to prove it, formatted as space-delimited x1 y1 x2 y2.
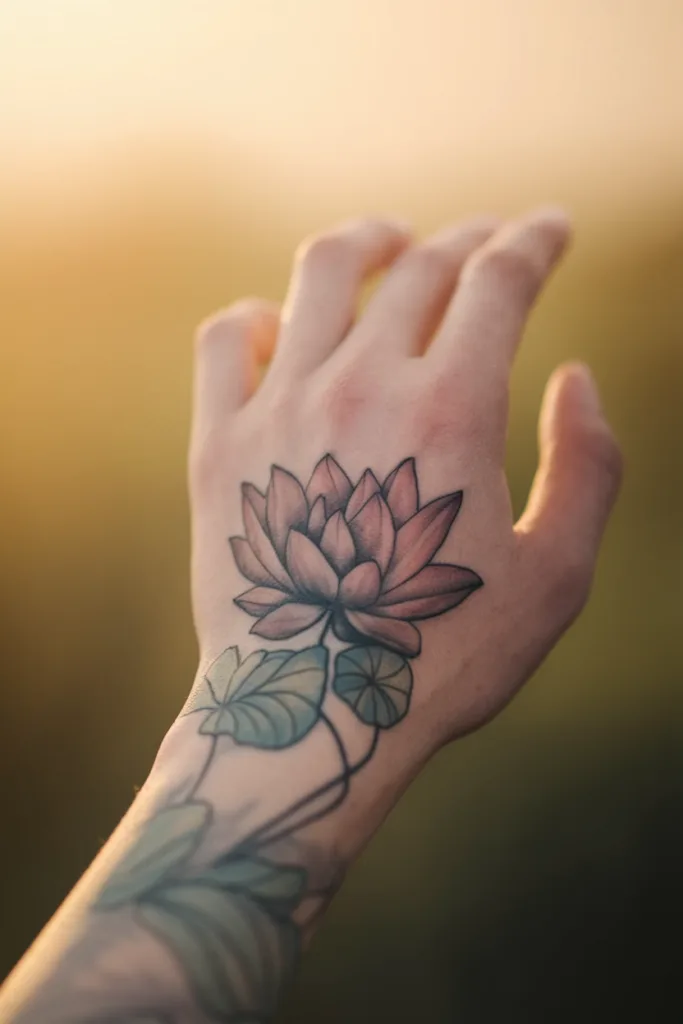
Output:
0 639 432 1024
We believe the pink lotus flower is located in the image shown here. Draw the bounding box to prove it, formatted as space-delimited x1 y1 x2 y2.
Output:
230 456 482 658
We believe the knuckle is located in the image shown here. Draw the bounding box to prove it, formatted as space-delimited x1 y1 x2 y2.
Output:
295 232 352 273
314 365 374 427
413 390 459 449
296 216 404 268
324 380 369 426
468 244 539 298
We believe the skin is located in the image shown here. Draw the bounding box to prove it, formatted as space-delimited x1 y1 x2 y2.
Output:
0 208 623 1022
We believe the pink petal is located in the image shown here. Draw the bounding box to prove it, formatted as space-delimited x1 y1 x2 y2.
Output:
375 563 482 619
319 512 356 575
382 458 419 527
242 482 267 529
229 536 279 588
344 610 421 657
348 493 395 575
382 491 463 590
379 563 482 603
375 593 471 619
250 602 326 640
234 586 290 617
242 491 292 590
307 496 327 542
286 530 339 602
266 466 308 559
339 561 381 608
306 454 353 515
344 468 381 521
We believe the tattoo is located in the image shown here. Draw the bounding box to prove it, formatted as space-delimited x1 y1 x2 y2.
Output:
231 455 481 657
50 456 482 1023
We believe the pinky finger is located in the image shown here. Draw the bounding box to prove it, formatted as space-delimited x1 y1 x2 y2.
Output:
192 299 280 438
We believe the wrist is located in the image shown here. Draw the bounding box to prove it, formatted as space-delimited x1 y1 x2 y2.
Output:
153 643 432 869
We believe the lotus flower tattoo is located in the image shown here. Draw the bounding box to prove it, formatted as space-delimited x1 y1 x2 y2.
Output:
230 455 482 658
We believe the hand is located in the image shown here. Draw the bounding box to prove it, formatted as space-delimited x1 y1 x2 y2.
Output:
0 209 623 1024
187 208 622 747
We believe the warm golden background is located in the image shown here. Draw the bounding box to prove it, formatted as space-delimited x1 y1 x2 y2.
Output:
2 2 682 1021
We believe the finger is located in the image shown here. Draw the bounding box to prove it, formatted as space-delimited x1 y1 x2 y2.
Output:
192 299 280 434
427 206 572 381
515 362 623 617
268 217 413 379
344 216 500 360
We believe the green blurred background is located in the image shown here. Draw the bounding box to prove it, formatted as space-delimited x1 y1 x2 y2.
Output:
1 2 682 1021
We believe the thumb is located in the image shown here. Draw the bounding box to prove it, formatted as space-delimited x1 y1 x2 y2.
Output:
516 362 623 613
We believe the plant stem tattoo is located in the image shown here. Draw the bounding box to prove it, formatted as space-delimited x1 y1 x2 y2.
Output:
90 456 483 1023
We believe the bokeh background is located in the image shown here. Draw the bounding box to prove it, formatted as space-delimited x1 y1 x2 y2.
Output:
2 2 682 1021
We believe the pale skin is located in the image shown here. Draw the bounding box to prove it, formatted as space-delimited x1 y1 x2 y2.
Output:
0 208 623 1023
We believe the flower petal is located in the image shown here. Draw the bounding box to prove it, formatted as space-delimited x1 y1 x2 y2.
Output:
382 458 419 527
383 491 463 590
307 496 327 542
250 602 326 640
319 511 356 575
339 561 381 608
344 610 421 657
234 586 290 617
375 563 483 619
348 493 395 575
266 465 308 559
286 529 339 602
344 468 381 521
242 490 292 590
242 482 267 529
306 454 353 515
379 563 482 603
229 536 279 588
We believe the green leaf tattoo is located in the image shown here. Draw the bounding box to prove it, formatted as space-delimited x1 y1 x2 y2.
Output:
184 645 328 750
85 457 481 1024
137 872 301 1020
333 645 413 728
201 856 307 916
97 803 211 908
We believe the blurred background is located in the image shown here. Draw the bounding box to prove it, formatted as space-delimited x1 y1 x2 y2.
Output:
1 2 682 1021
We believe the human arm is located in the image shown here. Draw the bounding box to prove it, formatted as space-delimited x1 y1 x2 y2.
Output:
0 208 622 1023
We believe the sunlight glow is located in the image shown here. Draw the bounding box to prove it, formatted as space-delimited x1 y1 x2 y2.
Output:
1 0 682 211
